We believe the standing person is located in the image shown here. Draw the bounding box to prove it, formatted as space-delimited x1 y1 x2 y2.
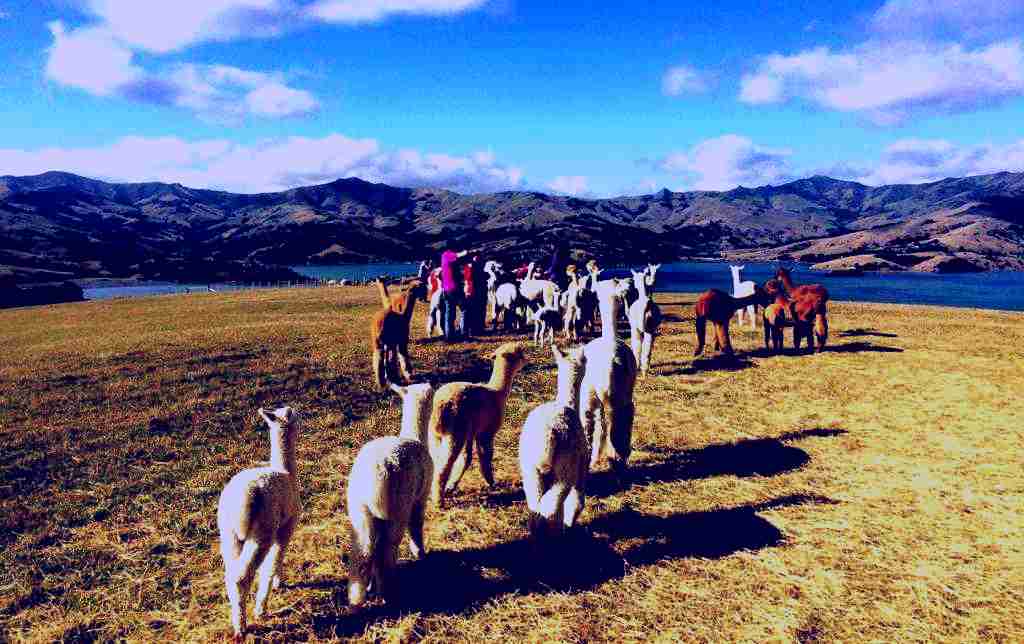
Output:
547 242 570 290
440 248 468 341
466 254 488 337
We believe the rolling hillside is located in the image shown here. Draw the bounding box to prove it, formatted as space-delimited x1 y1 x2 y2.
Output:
2 170 1023 284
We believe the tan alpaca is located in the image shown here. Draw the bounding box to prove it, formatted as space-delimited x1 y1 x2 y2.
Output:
427 342 528 508
370 279 425 390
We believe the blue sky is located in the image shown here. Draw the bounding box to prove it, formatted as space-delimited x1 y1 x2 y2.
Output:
1 0 1023 196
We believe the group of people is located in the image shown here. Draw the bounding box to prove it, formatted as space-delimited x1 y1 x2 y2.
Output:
417 243 574 342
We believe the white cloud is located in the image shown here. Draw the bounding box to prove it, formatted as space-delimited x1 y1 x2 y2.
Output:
547 175 589 196
661 64 709 96
44 24 318 122
656 135 793 191
872 0 1024 41
45 22 140 95
849 138 1024 185
0 134 525 194
307 0 486 24
739 39 1024 125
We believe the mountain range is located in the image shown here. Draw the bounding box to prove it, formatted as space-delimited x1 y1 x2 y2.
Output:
2 170 1023 285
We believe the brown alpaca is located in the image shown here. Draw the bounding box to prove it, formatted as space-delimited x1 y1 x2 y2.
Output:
693 287 769 357
762 281 792 353
427 342 528 508
775 268 829 352
370 279 425 390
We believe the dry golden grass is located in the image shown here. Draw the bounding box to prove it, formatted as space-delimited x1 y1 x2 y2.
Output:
1 286 1022 642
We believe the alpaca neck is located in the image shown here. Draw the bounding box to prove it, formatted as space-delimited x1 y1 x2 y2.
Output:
555 367 583 410
778 272 796 291
488 358 517 396
399 290 418 319
732 291 762 311
598 290 619 338
269 426 296 474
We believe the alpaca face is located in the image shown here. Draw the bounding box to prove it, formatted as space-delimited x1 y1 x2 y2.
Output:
495 342 529 374
259 406 298 433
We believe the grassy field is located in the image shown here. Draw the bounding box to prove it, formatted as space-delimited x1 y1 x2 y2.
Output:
1 286 1022 642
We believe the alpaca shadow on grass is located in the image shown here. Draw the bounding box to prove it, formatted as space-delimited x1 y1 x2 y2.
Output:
659 354 755 377
838 328 898 338
291 494 834 639
825 341 904 354
587 427 847 498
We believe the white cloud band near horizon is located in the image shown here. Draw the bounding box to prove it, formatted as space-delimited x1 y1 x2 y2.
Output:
0 134 526 195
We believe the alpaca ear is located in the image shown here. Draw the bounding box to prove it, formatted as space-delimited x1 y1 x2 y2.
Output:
258 408 274 425
552 345 564 361
277 406 295 423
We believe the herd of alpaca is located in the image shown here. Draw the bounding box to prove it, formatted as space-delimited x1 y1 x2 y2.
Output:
217 262 832 639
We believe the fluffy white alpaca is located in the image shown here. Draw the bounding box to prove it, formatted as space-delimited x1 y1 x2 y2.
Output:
519 261 560 310
217 407 301 641
580 284 638 475
644 263 662 292
390 382 436 444
483 260 504 320
628 269 663 377
561 277 585 342
493 282 522 331
345 436 433 606
730 264 757 329
425 287 443 337
519 345 589 541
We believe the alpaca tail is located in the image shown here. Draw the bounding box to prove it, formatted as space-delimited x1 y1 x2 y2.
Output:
694 314 707 356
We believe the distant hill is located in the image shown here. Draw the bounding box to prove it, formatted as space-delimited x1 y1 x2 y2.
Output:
2 170 1023 283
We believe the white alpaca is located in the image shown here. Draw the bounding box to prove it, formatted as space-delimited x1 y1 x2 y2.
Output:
730 264 757 329
483 260 504 321
493 282 522 331
519 345 589 540
390 382 436 444
530 302 561 347
644 263 662 292
424 287 443 337
628 269 662 377
519 261 560 310
345 436 433 606
217 407 301 641
561 276 585 342
579 283 638 475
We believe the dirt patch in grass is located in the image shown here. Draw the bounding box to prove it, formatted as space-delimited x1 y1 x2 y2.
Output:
1 287 1022 642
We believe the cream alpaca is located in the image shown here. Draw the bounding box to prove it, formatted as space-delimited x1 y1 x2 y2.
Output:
427 342 528 508
627 269 663 376
530 302 562 347
217 407 301 641
390 382 436 444
519 345 589 541
345 436 432 606
580 284 638 475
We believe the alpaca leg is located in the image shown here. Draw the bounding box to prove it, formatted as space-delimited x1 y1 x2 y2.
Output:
226 539 269 639
396 343 413 384
475 432 497 489
521 466 545 514
815 314 829 352
372 349 386 390
608 399 634 474
763 321 771 350
562 485 584 529
445 436 474 494
430 433 462 508
253 541 280 619
714 322 730 355
272 517 297 589
408 500 427 559
641 333 654 375
747 304 756 329
694 315 707 356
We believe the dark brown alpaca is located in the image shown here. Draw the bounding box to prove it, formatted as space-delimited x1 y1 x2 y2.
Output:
761 279 791 353
693 286 770 357
775 267 829 352
370 279 425 390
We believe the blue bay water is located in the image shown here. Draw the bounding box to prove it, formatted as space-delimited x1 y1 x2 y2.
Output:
83 262 1024 312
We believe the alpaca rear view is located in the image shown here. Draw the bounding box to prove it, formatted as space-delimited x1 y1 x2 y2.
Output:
519 345 589 542
346 436 432 606
217 406 301 641
428 342 529 508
